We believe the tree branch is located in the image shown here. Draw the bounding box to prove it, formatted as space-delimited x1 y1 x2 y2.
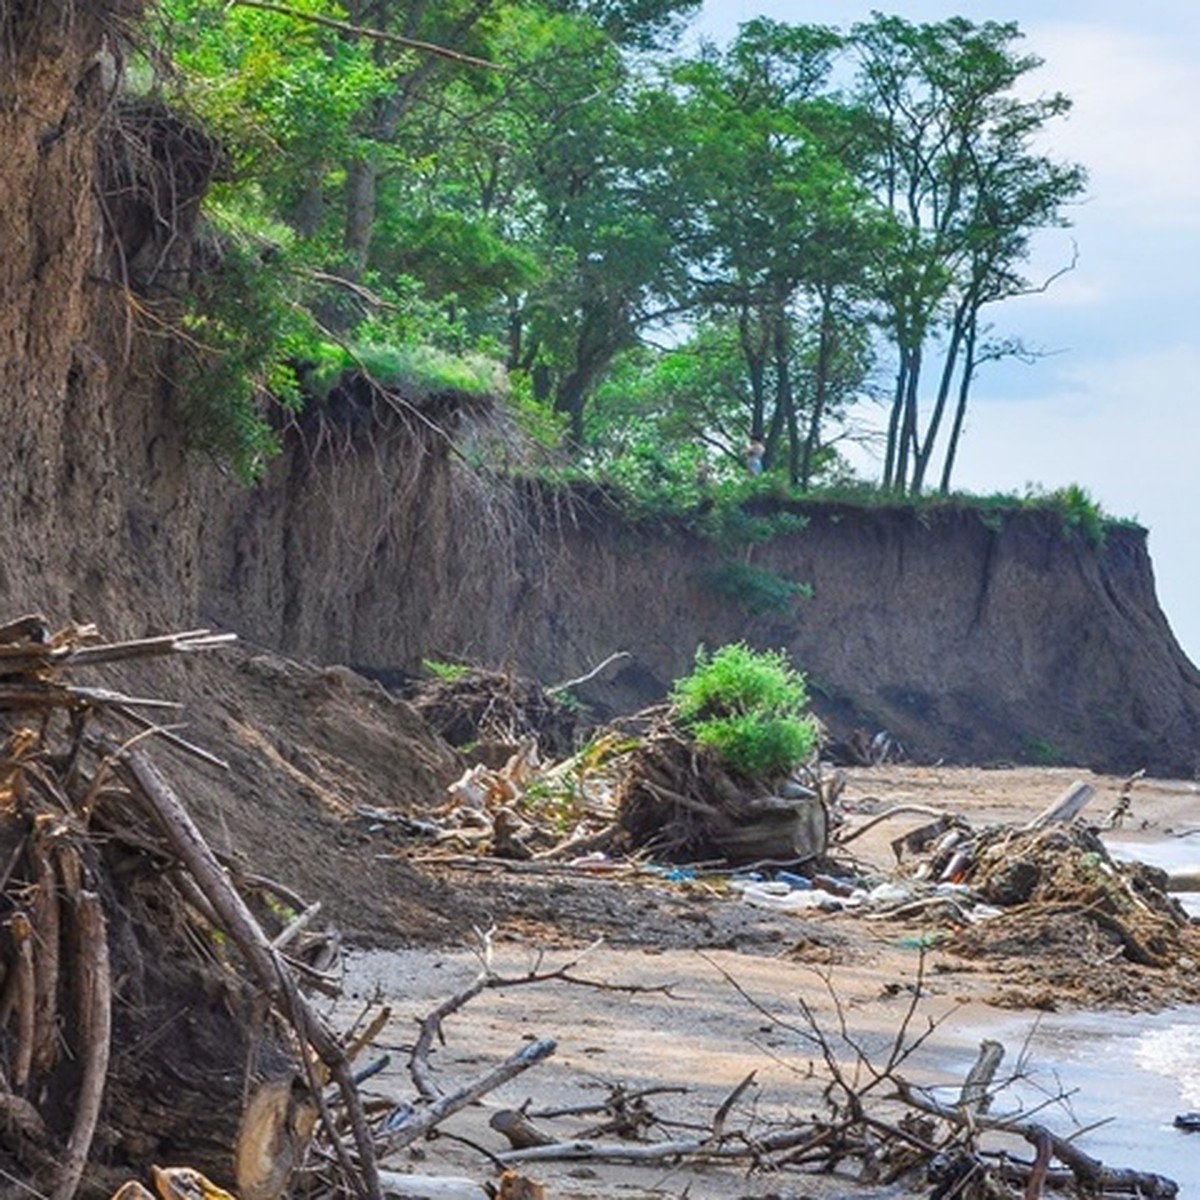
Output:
231 1 501 69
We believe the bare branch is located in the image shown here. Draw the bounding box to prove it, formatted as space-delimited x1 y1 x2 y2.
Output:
231 1 501 69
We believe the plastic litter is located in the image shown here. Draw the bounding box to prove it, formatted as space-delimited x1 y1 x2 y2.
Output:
774 870 813 890
740 881 852 912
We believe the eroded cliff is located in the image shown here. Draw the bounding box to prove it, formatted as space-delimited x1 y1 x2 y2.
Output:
3 7 1197 778
200 411 1200 777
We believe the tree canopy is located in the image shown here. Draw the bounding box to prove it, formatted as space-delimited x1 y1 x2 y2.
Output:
146 0 1085 493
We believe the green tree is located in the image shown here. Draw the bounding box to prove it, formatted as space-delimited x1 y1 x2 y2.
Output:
667 20 878 486
850 14 1086 495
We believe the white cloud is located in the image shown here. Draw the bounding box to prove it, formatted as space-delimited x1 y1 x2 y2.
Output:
1023 21 1200 227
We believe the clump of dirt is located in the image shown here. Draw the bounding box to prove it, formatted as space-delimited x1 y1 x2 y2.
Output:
945 823 1200 1008
612 720 828 865
132 648 478 946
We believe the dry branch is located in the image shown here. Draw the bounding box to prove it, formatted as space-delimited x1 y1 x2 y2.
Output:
897 1081 1179 1198
382 1038 557 1156
110 744 384 1200
51 892 111 1200
231 0 501 68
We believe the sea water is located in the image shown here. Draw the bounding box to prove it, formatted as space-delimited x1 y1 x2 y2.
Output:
1106 831 1200 918
925 1006 1200 1194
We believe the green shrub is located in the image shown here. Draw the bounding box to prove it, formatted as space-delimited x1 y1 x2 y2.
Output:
670 644 818 778
1045 483 1107 550
422 658 471 683
707 561 813 616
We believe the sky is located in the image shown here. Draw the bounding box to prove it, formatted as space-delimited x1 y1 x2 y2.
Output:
693 0 1200 665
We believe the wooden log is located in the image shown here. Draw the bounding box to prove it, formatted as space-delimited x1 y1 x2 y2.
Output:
958 1039 1004 1117
375 1172 485 1199
382 1039 556 1155
1023 781 1094 830
65 629 236 666
30 830 61 1077
1023 1122 1177 1198
898 1081 1179 1198
51 890 111 1200
489 1109 556 1150
235 1076 319 1200
110 745 382 1200
10 912 35 1089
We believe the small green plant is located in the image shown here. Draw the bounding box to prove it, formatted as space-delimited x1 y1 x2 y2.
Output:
707 561 813 616
1045 483 1107 550
422 658 471 683
1024 736 1063 766
310 341 503 401
670 643 818 778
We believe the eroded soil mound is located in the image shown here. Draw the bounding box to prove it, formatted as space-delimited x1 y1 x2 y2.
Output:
947 824 1200 1008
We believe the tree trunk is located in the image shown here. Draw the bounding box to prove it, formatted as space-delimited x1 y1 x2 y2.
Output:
911 300 968 493
939 313 979 494
772 316 800 485
738 306 769 441
799 292 836 489
343 158 377 276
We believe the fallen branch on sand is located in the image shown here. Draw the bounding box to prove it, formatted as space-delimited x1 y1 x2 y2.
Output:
374 946 1180 1198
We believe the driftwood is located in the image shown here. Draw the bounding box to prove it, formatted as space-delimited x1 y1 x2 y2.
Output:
898 1080 1179 1198
382 1039 557 1156
112 745 383 1200
0 617 390 1200
52 892 111 1200
1023 779 1095 830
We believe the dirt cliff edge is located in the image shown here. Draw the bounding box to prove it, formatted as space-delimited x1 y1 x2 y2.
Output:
200 427 1200 777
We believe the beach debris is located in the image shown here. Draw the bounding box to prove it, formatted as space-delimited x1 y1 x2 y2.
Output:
395 664 580 762
378 939 1180 1199
612 717 830 865
0 615 392 1200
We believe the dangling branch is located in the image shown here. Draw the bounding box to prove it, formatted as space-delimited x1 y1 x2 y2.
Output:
108 744 383 1200
231 1 501 69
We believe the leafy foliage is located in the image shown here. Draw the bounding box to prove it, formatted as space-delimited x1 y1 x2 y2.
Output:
138 2 1087 500
670 644 818 777
1042 483 1109 549
171 205 311 480
706 562 812 616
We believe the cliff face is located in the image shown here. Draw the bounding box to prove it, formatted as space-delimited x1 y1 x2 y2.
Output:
0 3 205 633
3 12 1197 777
200 420 1200 777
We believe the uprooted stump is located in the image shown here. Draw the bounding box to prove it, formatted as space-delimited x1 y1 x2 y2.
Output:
612 721 828 865
395 667 579 764
0 617 378 1200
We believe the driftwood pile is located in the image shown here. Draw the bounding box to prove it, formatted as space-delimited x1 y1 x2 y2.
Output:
864 781 1200 981
398 668 578 763
0 616 380 1200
